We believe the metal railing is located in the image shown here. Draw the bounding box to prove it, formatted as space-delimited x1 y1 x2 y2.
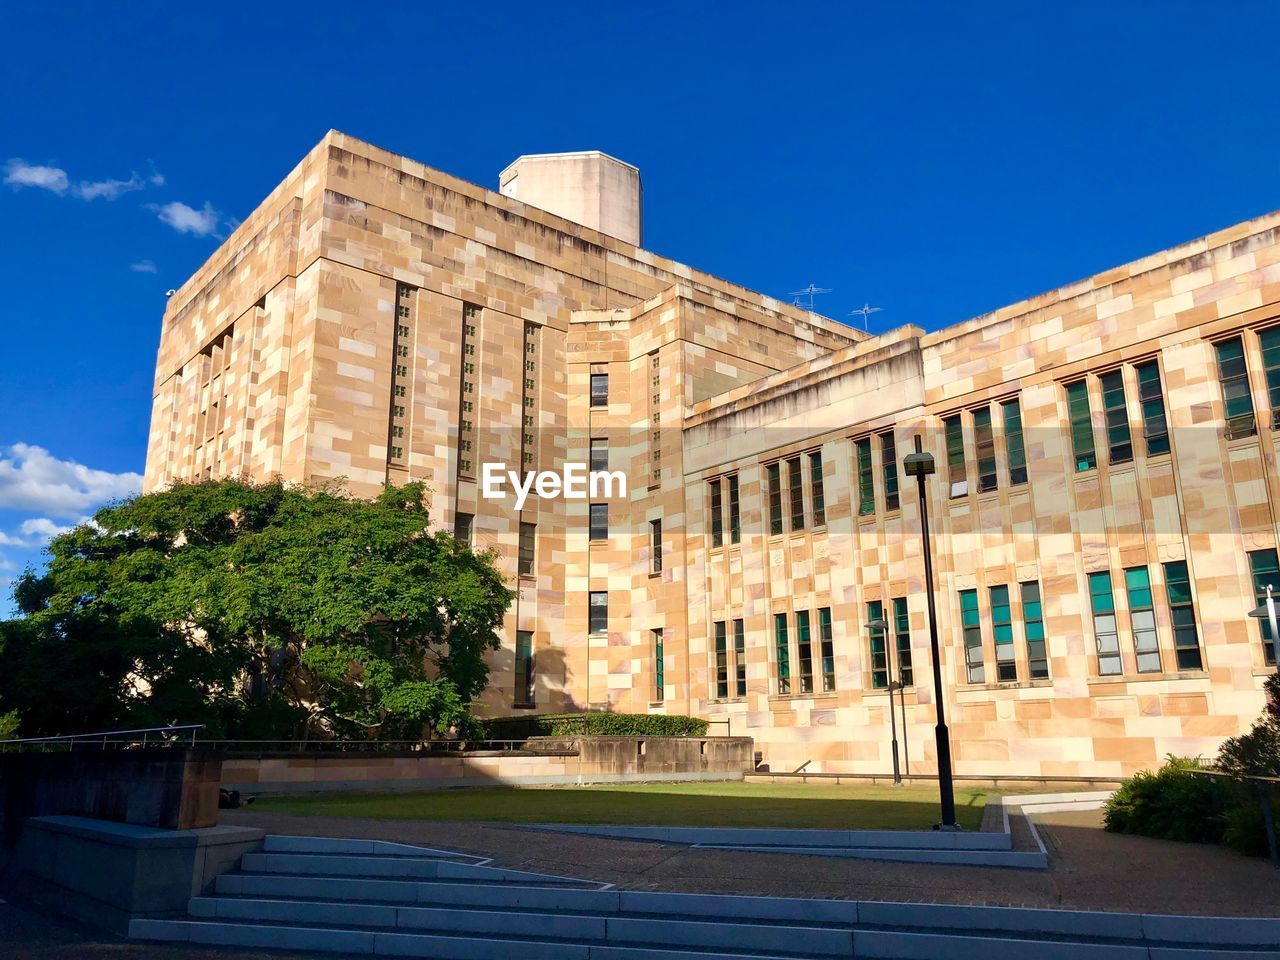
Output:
198 738 538 754
0 724 205 753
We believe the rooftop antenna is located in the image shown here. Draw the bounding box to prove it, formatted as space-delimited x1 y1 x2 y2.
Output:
788 283 832 312
849 303 883 331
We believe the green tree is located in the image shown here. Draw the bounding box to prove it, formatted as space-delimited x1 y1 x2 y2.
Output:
0 479 513 740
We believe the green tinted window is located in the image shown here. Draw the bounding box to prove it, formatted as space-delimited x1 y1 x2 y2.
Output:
1067 381 1097 471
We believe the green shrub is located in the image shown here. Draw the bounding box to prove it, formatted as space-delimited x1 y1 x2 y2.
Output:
1217 673 1280 778
1220 787 1277 858
1103 755 1224 843
482 712 709 740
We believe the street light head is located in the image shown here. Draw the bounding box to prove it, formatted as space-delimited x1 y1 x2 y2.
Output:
1248 604 1271 619
903 451 936 477
866 618 888 632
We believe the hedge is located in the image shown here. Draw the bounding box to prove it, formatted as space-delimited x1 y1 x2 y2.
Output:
483 712 709 740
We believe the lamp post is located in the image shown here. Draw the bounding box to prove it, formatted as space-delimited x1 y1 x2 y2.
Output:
867 617 901 785
903 434 958 830
1247 583 1280 672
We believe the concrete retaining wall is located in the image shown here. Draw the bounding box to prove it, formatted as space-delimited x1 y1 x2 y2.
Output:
221 736 755 795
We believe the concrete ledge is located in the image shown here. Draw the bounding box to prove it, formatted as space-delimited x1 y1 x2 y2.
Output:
223 769 745 795
521 823 1011 850
12 815 264 934
1006 790 1115 814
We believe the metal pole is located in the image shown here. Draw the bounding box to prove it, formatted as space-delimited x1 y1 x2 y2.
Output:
899 676 910 776
1267 586 1280 672
885 628 901 785
914 435 957 829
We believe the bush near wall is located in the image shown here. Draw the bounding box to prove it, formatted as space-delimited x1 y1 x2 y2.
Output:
483 713 709 740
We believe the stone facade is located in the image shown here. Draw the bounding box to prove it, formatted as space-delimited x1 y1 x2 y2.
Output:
145 131 1280 777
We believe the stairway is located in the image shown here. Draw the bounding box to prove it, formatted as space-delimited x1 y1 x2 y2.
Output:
129 835 1278 959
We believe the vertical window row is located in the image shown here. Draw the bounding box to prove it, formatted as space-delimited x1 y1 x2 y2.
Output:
1124 567 1161 673
867 600 888 688
193 323 234 478
1066 362 1174 470
1088 572 1121 676
774 613 790 695
1162 562 1202 670
709 478 724 548
960 589 984 683
855 438 875 516
990 585 1015 681
652 628 665 702
1216 336 1256 439
1021 582 1049 679
959 583 1052 684
892 597 913 686
520 322 537 471
518 521 536 577
768 463 784 535
733 619 747 697
1248 548 1280 666
588 591 608 634
713 619 749 699
1067 380 1097 472
818 608 835 692
514 631 534 706
590 369 608 407
715 620 729 698
945 415 967 498
727 475 741 544
389 285 413 465
1135 361 1170 455
880 432 900 510
458 303 480 478
772 609 836 695
649 353 662 486
1099 370 1133 464
972 409 997 493
649 518 663 574
810 452 825 526
788 456 805 531
589 502 608 541
945 398 1028 498
796 610 814 693
765 454 821 534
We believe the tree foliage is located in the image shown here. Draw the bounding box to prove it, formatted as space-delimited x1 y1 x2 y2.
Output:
0 479 513 741
1217 673 1280 778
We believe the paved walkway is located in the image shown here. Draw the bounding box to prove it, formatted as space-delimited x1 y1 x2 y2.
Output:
223 807 1280 917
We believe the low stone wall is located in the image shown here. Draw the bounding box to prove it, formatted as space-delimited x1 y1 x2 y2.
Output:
0 748 221 845
221 736 755 795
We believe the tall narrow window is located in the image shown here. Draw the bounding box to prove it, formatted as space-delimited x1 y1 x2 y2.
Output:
960 589 984 683
518 522 535 577
796 610 814 693
649 518 662 574
856 438 875 516
1021 581 1048 679
652 628 665 701
728 474 741 544
990 585 1016 681
945 415 968 498
809 452 825 526
454 512 474 546
709 478 724 548
458 303 481 480
1261 327 1280 429
1248 548 1279 665
1066 381 1097 472
714 621 729 698
818 607 835 692
589 503 608 541
1002 399 1027 485
1216 337 1256 439
1163 561 1202 671
588 591 608 634
880 431 900 510
868 600 888 689
389 284 414 471
521 322 538 472
787 456 805 531
1125 566 1161 673
768 463 784 535
972 409 997 492
733 619 747 696
1135 361 1170 456
1089 572 1121 676
774 612 790 694
589 438 608 471
514 631 534 706
590 372 609 407
1100 370 1133 464
892 597 913 686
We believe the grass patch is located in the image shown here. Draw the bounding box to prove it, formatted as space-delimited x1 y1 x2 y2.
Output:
254 781 993 831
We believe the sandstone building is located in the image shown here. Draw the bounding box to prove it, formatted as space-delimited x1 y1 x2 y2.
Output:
146 131 1280 777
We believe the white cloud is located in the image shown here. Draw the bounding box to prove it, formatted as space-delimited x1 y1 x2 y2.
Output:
150 200 220 236
75 172 144 201
19 517 75 539
0 444 142 518
147 160 165 186
130 259 158 274
0 531 25 547
4 158 69 194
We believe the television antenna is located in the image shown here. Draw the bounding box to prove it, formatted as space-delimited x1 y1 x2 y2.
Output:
788 283 832 312
849 303 883 331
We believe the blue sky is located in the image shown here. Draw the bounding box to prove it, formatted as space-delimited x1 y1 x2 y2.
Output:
2 1 1279 611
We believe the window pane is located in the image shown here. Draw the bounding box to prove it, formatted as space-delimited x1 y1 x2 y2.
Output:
589 373 609 407
715 621 728 698
1067 381 1097 471
1002 399 1027 485
1020 581 1048 678
650 518 662 574
728 474 741 543
880 431 899 510
515 631 534 705
733 619 747 696
990 585 1015 681
797 610 813 693
774 612 790 694
973 408 997 492
867 600 887 689
788 456 805 531
959 589 984 683
1216 338 1256 438
856 438 875 516
810 452 825 526
590 438 608 471
818 608 835 692
589 591 608 633
589 503 608 540
1163 560 1201 671
893 597 912 687
518 522 535 576
709 479 723 548
1248 549 1279 664
1135 361 1170 456
768 463 784 535
1089 572 1121 675
652 628 664 701
945 414 968 497
1262 327 1280 429
1100 370 1133 464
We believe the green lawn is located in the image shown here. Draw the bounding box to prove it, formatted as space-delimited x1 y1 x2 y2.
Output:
254 781 993 831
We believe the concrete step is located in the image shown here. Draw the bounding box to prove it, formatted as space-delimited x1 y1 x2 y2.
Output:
129 915 1271 959
186 897 856 955
691 844 1049 869
238 851 597 885
261 834 484 861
